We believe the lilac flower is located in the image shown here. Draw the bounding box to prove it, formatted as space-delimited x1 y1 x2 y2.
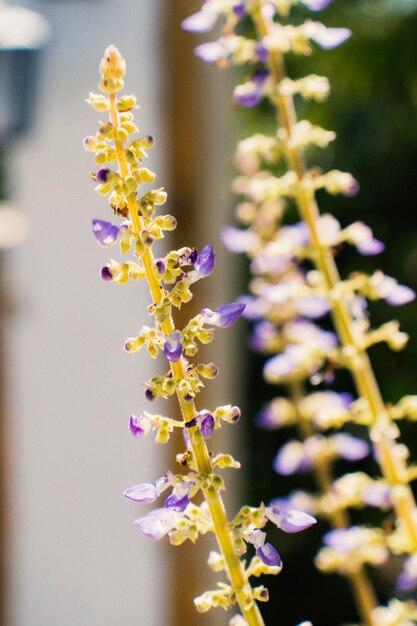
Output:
257 543 282 567
195 40 229 64
234 70 269 109
266 503 316 533
249 321 279 353
96 167 111 183
362 482 392 510
163 332 183 362
264 349 301 380
239 295 269 319
182 7 218 33
302 0 333 10
201 302 246 328
331 433 370 462
123 483 158 503
200 413 215 439
100 264 113 282
248 529 282 567
232 3 246 18
385 284 415 306
92 219 120 247
307 22 352 50
129 414 151 438
255 398 293 429
255 41 269 62
194 244 215 277
356 238 385 256
134 507 181 540
221 226 259 253
296 295 330 318
155 258 166 274
164 492 190 513
397 554 417 592
273 440 311 475
270 491 316 516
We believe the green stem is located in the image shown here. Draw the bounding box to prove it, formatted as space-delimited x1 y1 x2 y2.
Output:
291 383 377 626
109 93 266 626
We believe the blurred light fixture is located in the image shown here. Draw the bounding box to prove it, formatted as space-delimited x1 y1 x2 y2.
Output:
0 1 50 138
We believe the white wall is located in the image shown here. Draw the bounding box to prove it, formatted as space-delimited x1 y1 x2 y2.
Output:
5 2 167 625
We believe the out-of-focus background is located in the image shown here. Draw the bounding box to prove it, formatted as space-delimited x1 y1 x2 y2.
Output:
1 1 417 626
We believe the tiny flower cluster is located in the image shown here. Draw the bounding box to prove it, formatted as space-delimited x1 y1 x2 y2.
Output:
185 1 417 624
85 45 316 625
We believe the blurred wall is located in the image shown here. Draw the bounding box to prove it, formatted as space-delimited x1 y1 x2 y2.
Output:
4 2 166 625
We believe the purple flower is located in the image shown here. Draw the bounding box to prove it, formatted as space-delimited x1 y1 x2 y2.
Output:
265 351 300 381
273 441 311 475
331 433 370 461
266 504 316 533
100 264 113 282
255 42 269 62
163 332 183 362
134 507 180 540
296 296 330 318
164 492 190 513
195 41 228 64
201 302 246 328
129 414 151 438
397 555 417 592
256 543 282 567
302 0 333 10
155 258 166 274
309 24 352 49
96 167 110 183
362 483 392 510
249 321 279 353
221 226 259 253
234 70 269 109
232 3 246 17
92 219 120 247
200 414 215 439
385 284 415 306
182 8 217 33
194 244 215 277
123 483 157 503
356 238 385 256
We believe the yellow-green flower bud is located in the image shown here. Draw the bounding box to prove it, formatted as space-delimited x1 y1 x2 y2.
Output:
86 92 110 111
117 94 138 112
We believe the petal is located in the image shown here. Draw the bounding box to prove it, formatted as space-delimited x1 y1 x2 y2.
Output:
123 483 157 503
134 508 179 540
216 302 246 327
92 219 120 247
273 441 309 475
356 238 385 256
195 41 228 64
278 509 317 533
302 0 333 10
164 492 190 513
129 414 151 437
385 284 415 306
182 9 217 33
200 414 215 439
248 529 266 548
163 332 183 362
256 543 282 567
331 433 370 461
221 226 259 253
397 555 417 592
308 23 352 49
194 244 215 277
